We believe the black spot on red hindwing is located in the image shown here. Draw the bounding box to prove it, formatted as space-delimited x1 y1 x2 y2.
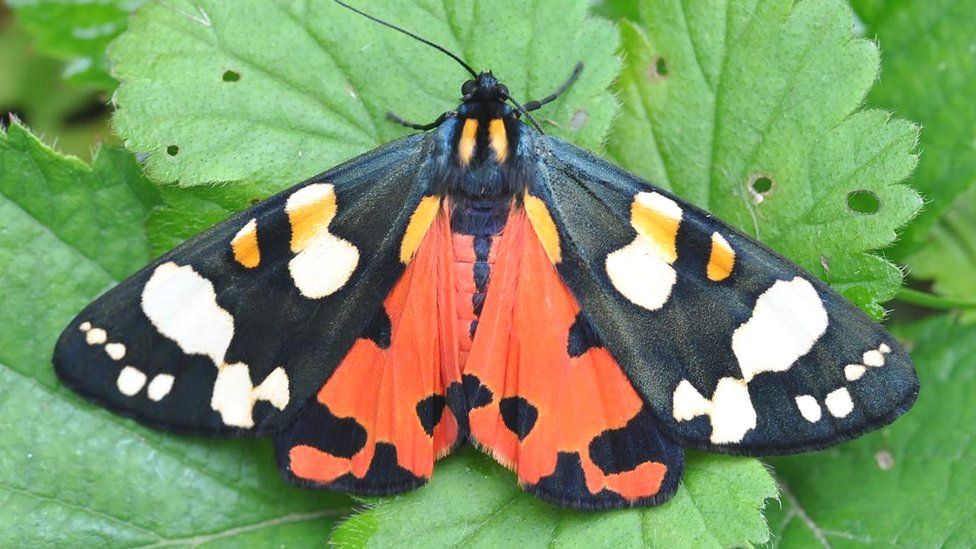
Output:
588 408 682 475
524 452 629 509
274 402 366 459
362 307 392 349
567 312 603 357
415 394 446 436
463 374 493 408
500 396 538 440
319 442 427 496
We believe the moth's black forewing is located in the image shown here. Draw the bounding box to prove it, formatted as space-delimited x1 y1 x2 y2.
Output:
533 136 918 455
54 133 437 435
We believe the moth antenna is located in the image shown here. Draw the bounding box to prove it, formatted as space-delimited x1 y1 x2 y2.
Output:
334 0 479 78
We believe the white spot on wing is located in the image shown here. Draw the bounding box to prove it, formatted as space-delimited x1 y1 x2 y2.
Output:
732 277 828 382
211 364 290 428
879 343 891 354
147 374 175 401
288 236 359 299
79 322 92 332
105 343 126 361
672 377 757 444
825 387 854 418
672 380 710 421
794 395 822 423
863 349 885 367
845 364 867 381
141 262 234 366
117 366 147 396
606 240 677 310
86 328 107 345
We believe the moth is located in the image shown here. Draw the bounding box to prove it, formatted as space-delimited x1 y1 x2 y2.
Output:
54 2 918 510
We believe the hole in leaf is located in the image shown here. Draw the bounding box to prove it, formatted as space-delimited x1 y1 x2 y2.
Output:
747 174 774 204
847 190 880 214
647 56 669 80
751 176 773 193
222 70 241 82
167 145 180 156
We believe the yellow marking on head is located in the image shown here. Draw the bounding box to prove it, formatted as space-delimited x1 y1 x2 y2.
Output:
400 196 441 264
231 218 261 268
458 118 479 165
488 118 508 163
525 194 562 264
707 232 735 281
631 192 682 264
286 183 338 252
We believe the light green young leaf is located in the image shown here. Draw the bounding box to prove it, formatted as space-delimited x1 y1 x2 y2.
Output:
766 315 976 547
0 123 348 547
905 187 976 319
332 449 776 549
5 0 147 90
608 0 921 319
111 0 619 191
849 0 976 260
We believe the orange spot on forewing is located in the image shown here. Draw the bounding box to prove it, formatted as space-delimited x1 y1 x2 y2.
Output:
286 184 338 252
524 195 561 263
400 196 441 263
231 218 260 268
631 192 681 263
707 232 735 281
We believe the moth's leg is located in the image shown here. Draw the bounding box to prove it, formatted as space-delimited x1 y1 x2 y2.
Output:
520 62 583 113
387 111 452 131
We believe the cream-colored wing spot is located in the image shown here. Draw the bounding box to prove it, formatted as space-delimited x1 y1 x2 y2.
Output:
400 196 441 264
285 184 360 299
606 192 683 311
706 232 735 281
524 195 561 264
141 261 290 427
231 218 261 268
672 377 757 444
732 277 828 382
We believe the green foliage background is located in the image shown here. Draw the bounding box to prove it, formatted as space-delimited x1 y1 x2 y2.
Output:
1 0 974 546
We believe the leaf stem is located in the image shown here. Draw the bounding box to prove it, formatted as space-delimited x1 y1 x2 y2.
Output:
896 288 976 310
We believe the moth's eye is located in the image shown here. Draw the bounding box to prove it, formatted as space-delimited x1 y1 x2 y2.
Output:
461 80 476 96
498 84 509 97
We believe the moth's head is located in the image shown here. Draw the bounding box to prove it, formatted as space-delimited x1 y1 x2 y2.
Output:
461 72 509 103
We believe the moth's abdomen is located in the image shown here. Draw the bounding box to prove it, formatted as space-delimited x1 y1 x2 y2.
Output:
450 196 510 366
452 229 502 367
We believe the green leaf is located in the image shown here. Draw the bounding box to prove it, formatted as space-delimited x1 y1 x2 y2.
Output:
766 314 976 547
5 0 147 90
608 0 921 319
332 449 776 548
0 122 349 546
850 0 976 260
904 187 976 320
110 0 619 190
